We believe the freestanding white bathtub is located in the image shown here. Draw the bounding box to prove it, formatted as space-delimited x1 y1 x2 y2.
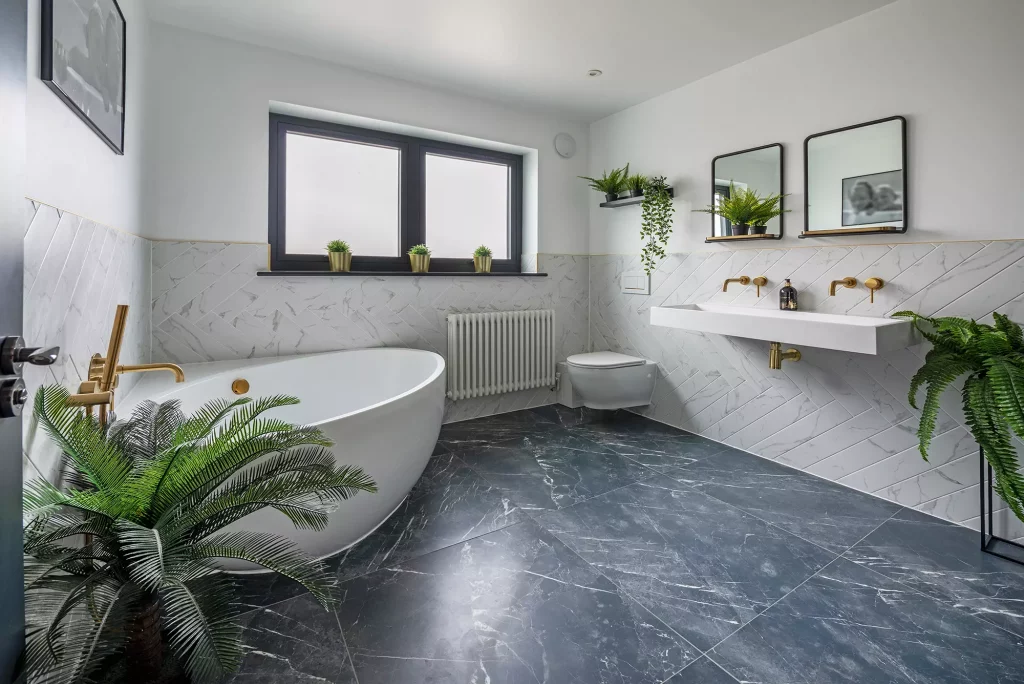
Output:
120 348 446 571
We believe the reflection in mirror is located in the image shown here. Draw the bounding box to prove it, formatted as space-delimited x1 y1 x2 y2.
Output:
805 116 906 235
710 144 783 239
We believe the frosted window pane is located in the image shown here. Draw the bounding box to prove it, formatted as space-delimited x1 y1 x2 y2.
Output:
425 155 509 259
285 133 400 256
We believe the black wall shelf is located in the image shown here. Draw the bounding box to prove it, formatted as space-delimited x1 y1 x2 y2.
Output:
706 233 781 243
257 271 548 278
599 188 673 208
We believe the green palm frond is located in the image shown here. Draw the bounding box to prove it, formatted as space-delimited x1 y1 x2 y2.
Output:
23 386 377 684
896 311 1024 523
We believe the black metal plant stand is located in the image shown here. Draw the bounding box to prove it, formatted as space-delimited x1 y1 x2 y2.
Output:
979 447 1024 566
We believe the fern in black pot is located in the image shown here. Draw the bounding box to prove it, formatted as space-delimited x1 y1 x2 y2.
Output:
894 311 1024 523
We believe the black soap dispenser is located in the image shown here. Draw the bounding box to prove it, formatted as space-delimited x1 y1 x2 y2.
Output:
780 279 798 311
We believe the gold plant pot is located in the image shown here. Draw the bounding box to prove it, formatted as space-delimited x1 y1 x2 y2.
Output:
328 251 352 272
409 254 430 273
473 255 492 273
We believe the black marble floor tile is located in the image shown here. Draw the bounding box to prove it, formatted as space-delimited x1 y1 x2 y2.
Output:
663 448 902 553
710 556 1024 684
528 403 614 427
665 657 738 683
561 412 728 471
845 507 1024 638
458 428 653 511
334 453 525 581
227 594 356 683
336 518 699 684
534 476 835 652
436 408 560 452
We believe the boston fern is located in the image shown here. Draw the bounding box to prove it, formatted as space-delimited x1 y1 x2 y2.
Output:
23 386 376 684
893 311 1024 522
640 175 674 274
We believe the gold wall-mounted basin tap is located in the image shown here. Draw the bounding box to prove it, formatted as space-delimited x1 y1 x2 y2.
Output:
864 277 885 303
829 277 858 296
723 276 751 292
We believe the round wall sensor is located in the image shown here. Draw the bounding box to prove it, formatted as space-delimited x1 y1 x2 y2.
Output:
588 69 603 77
554 133 577 159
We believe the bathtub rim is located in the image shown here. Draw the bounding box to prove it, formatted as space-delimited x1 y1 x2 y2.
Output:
119 348 446 427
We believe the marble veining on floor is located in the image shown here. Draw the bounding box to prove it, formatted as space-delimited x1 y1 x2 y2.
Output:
233 407 1024 683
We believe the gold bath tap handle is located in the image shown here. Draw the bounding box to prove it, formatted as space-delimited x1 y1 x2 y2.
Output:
864 277 884 303
752 276 768 297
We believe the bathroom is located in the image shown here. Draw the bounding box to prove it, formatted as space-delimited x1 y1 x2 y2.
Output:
4 0 1024 681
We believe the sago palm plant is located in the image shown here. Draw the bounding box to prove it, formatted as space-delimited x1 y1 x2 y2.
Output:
894 311 1024 523
23 386 376 684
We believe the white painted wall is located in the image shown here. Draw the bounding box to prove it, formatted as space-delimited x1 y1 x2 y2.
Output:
589 0 1024 254
144 22 591 255
26 0 149 235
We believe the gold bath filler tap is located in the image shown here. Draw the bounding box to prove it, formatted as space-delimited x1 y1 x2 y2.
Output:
67 304 185 425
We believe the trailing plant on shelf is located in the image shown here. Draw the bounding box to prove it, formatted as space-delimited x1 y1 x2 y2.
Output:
892 311 1024 523
579 164 630 202
326 240 350 253
639 175 675 274
23 386 376 684
625 173 648 198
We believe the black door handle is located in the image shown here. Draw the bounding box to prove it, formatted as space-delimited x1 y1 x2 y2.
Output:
0 337 61 375
18 346 60 366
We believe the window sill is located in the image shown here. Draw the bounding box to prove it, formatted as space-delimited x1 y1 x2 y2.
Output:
256 271 548 277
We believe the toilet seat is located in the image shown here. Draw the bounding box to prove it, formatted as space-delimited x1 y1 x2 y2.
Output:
566 351 646 370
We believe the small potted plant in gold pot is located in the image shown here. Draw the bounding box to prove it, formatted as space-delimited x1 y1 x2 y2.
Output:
473 245 493 273
326 240 352 272
408 244 431 273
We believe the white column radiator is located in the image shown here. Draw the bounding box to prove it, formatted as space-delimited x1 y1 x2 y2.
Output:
446 310 556 400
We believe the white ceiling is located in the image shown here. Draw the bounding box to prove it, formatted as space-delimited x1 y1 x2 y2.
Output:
147 0 897 121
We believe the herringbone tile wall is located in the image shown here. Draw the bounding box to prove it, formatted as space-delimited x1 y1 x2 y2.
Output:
591 242 1024 541
149 243 589 422
22 201 152 485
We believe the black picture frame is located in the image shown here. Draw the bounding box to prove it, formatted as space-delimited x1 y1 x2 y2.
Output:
40 0 127 155
841 169 905 227
268 114 523 273
801 115 907 238
706 142 784 243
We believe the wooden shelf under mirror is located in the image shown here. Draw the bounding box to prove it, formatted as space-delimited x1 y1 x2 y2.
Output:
706 233 781 243
799 225 905 238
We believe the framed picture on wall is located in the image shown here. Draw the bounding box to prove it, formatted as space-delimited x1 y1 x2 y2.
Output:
41 0 126 155
841 169 904 227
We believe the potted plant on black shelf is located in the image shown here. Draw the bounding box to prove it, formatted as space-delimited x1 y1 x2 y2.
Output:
473 245 493 273
693 181 759 235
408 244 431 273
749 192 790 234
625 173 647 198
892 311 1024 527
579 163 630 203
326 239 352 272
22 386 376 684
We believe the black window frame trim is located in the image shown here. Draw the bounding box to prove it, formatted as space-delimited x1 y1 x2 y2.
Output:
269 113 524 273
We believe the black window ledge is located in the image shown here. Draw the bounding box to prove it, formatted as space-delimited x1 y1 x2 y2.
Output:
257 271 547 277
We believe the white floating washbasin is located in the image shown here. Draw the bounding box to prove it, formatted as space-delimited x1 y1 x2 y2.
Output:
650 303 917 355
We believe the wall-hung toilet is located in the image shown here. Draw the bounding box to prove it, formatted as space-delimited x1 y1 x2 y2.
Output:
564 351 656 410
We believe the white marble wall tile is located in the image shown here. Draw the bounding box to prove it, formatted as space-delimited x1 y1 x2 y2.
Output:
592 243 1024 536
22 204 151 487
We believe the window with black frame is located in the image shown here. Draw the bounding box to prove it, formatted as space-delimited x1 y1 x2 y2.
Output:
268 114 523 272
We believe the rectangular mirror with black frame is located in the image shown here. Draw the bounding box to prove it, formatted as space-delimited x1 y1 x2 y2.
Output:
802 115 907 238
706 143 784 243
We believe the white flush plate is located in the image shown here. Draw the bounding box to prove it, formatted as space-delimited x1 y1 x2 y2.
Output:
620 271 650 295
650 302 917 355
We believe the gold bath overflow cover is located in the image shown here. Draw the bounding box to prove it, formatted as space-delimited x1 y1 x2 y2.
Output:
231 378 250 395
